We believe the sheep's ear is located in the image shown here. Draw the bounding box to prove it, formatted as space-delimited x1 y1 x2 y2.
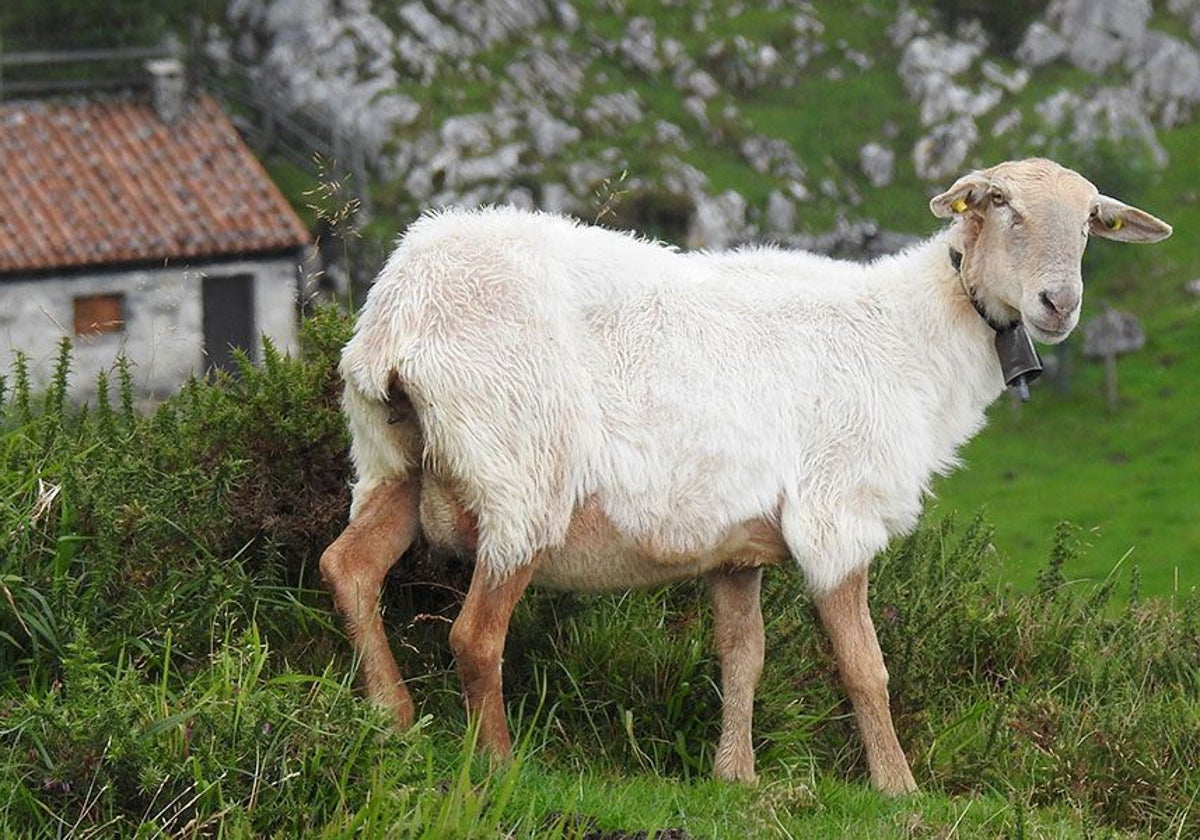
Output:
929 172 990 219
1089 195 1173 243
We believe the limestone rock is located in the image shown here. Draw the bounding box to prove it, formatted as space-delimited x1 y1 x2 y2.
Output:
859 142 895 188
1045 0 1152 74
1016 21 1066 67
981 61 1030 94
583 91 645 130
889 5 931 48
1131 33 1200 127
991 108 1022 137
619 17 662 74
899 35 997 127
741 134 794 176
1035 87 1168 167
687 69 721 100
913 116 978 182
766 190 796 235
687 190 749 250
526 108 581 157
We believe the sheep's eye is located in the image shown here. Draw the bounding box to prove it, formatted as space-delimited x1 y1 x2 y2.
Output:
990 191 1007 208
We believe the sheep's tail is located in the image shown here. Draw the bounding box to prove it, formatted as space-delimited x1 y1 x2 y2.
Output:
339 334 424 520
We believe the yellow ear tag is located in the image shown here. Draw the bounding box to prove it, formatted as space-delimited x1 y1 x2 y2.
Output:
1109 216 1124 231
951 198 968 213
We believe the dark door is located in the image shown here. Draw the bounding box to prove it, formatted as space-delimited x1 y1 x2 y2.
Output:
202 273 255 373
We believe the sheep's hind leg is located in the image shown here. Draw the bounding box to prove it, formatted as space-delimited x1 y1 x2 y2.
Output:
449 557 536 758
708 565 765 783
320 479 420 728
815 568 917 795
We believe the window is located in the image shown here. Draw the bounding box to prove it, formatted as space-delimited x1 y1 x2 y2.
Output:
73 293 125 336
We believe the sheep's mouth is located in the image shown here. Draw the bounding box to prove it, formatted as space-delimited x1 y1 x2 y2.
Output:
1023 319 1072 345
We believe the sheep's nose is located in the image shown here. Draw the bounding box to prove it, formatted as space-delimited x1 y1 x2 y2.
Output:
1038 288 1079 316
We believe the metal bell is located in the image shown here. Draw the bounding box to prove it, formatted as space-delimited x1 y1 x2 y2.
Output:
994 323 1043 402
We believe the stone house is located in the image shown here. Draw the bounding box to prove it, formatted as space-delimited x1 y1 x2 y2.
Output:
0 75 310 403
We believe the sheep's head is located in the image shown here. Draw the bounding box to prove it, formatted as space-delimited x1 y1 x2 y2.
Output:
930 158 1172 344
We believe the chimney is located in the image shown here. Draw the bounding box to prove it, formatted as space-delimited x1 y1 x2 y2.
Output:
145 57 186 124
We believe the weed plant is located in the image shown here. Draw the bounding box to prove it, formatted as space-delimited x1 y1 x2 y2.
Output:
1 309 1198 837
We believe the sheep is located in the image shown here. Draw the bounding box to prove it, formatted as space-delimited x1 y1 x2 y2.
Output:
319 158 1171 795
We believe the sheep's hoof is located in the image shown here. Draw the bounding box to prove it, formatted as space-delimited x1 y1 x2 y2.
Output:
713 762 758 785
873 769 918 797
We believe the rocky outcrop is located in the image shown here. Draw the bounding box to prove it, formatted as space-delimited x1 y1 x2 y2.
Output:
214 0 1200 264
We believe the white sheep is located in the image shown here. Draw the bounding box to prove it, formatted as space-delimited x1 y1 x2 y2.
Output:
320 158 1171 794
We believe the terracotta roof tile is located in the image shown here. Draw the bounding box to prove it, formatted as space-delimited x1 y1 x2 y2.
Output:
0 94 310 274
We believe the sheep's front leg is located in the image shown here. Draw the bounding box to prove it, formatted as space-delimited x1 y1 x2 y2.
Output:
708 565 765 783
319 479 421 727
449 558 536 757
815 568 917 795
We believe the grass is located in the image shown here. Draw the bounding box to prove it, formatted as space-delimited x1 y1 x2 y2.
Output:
3 329 1199 836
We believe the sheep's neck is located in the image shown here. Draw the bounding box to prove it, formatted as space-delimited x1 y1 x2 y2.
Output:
948 245 1043 401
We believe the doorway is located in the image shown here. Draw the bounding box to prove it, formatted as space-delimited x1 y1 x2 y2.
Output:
202 273 255 373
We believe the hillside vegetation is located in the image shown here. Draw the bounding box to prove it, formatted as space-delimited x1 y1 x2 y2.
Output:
2 314 1199 837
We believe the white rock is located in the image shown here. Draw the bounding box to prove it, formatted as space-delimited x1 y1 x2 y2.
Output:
502 187 537 211
740 135 804 180
683 95 709 130
859 142 895 188
687 69 721 100
540 183 577 215
399 1 467 57
765 190 796 234
583 91 645 129
654 120 691 150
1131 33 1200 128
1016 22 1067 67
567 160 612 195
453 143 524 187
991 108 1022 137
1167 0 1200 40
527 108 582 157
553 0 580 33
506 49 585 102
787 179 812 202
687 190 748 250
889 5 930 48
981 60 1030 94
661 157 709 197
1036 87 1168 168
1046 0 1152 74
913 116 978 181
899 35 980 92
619 16 662 74
440 115 494 154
